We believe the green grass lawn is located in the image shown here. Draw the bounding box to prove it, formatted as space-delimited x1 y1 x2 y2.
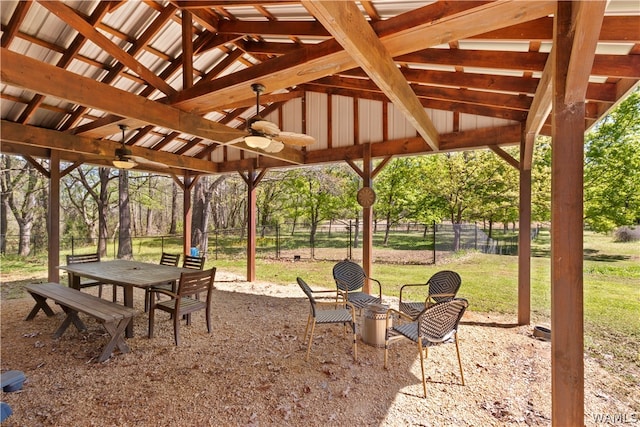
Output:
1 229 638 383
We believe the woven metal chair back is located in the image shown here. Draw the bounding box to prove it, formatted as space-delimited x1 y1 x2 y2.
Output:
332 260 366 293
418 298 468 344
296 277 317 316
182 255 205 270
427 270 461 304
66 253 100 264
159 252 180 267
177 268 216 299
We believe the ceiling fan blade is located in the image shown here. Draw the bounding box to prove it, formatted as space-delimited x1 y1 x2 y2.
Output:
226 136 246 145
251 120 280 136
277 131 315 147
262 139 284 153
127 155 169 169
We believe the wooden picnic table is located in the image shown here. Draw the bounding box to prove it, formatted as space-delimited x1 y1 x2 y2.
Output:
59 259 193 338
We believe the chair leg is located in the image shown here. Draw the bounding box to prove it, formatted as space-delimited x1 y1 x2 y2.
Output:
384 337 389 369
455 334 465 386
303 314 312 344
206 306 211 333
351 321 358 361
305 321 316 361
418 339 427 399
173 312 181 346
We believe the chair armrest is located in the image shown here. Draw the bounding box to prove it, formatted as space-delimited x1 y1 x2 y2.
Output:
312 288 345 302
315 300 353 311
385 308 414 329
399 283 427 303
426 292 457 306
367 277 383 298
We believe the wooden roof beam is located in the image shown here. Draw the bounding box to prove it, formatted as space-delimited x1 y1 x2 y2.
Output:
0 121 218 174
302 1 439 151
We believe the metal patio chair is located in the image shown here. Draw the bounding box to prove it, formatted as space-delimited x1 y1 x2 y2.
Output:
384 298 469 398
297 277 357 362
398 270 461 319
332 260 382 312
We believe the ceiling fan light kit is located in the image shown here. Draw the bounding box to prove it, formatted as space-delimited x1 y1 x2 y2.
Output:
112 158 136 169
113 125 137 169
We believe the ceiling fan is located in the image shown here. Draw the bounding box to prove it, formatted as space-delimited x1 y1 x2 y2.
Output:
235 83 316 153
112 124 168 169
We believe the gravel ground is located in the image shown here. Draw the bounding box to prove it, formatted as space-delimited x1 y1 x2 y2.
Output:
1 272 636 426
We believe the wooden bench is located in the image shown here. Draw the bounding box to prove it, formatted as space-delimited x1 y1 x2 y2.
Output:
24 283 138 362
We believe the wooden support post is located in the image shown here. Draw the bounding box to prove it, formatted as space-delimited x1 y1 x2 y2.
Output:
551 2 585 424
247 169 257 282
362 144 373 290
182 173 194 256
518 135 532 326
240 167 267 283
48 151 60 283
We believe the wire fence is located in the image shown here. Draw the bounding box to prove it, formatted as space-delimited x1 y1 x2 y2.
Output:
1 221 538 265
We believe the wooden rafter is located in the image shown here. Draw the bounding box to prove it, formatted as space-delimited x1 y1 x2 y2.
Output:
169 1 556 113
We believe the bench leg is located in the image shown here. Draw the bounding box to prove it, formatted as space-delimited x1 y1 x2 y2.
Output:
25 294 56 320
98 318 133 363
53 306 87 338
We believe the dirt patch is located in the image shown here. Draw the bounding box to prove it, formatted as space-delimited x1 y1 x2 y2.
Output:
1 273 636 426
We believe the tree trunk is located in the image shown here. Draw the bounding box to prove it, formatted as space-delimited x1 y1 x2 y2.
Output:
169 181 178 235
97 168 110 257
145 176 153 235
383 211 392 246
353 216 360 249
117 171 133 259
191 176 225 253
0 195 7 254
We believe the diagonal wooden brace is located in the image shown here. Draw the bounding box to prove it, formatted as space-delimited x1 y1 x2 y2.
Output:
53 306 87 338
25 293 56 320
98 317 133 363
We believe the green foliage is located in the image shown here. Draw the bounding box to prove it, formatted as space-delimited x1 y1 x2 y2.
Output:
584 90 640 232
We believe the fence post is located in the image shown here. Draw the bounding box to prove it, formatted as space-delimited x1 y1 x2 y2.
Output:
348 220 352 260
276 223 280 259
474 223 478 250
432 220 436 264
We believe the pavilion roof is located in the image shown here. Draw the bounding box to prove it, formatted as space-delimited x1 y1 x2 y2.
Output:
1 1 638 175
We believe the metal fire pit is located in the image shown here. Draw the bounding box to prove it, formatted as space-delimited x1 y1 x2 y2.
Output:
362 303 390 347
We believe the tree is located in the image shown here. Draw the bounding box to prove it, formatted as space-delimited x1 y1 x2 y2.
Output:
375 157 423 245
66 166 116 256
0 156 45 256
531 139 552 224
584 90 640 232
426 151 502 251
192 175 227 252
284 167 342 257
